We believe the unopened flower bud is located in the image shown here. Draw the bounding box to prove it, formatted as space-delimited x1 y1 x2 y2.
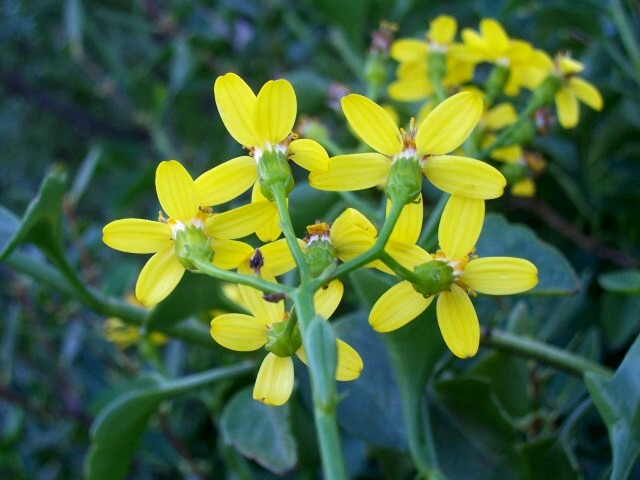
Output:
411 260 455 297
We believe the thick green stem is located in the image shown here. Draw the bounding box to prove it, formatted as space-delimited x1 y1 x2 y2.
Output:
191 256 293 295
481 328 613 378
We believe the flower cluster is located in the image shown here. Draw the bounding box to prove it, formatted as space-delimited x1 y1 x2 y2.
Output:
101 13 606 403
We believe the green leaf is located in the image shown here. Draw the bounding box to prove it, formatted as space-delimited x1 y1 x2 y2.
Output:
519 437 580 480
599 270 640 294
220 387 297 475
601 293 640 351
476 214 579 295
0 167 67 261
585 333 640 480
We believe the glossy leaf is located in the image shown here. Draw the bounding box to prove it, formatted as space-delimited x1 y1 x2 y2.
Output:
599 270 640 294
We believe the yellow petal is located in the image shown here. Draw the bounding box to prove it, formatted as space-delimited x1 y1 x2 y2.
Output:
210 238 253 270
369 281 434 332
314 279 343 319
310 153 392 191
423 155 506 199
135 246 185 306
260 238 298 276
254 79 297 144
384 240 431 271
436 284 479 358
558 55 584 75
194 156 257 206
486 102 517 130
416 91 483 155
511 178 535 197
341 94 403 156
214 73 260 146
251 183 282 242
430 15 457 44
331 209 377 264
206 202 278 239
390 38 429 63
335 340 363 381
237 271 284 326
555 88 579 128
388 76 433 102
253 353 294 406
462 257 538 295
389 197 423 244
332 208 378 238
155 161 199 222
103 219 172 253
480 19 509 54
287 139 329 172
210 313 268 351
568 77 603 111
491 145 522 164
439 196 485 260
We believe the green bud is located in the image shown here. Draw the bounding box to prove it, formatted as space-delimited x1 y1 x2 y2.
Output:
265 320 302 357
386 156 423 205
485 64 510 100
258 149 294 201
411 260 455 297
500 162 528 184
174 225 213 270
305 238 337 277
531 75 562 110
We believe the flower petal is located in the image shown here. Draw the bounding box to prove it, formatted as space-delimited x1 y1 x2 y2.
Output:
384 240 431 271
332 208 378 238
156 161 199 222
511 178 535 197
331 209 378 264
237 268 284 325
439 195 484 260
287 139 329 172
214 73 260 146
430 15 457 44
390 38 429 63
369 281 434 332
555 88 579 129
310 153 392 191
210 238 253 270
480 19 509 54
206 202 278 239
568 77 603 111
423 155 506 199
389 197 423 244
436 284 479 358
249 186 281 242
416 91 483 155
486 102 517 130
135 246 185 306
103 219 172 253
210 313 268 351
260 238 298 276
253 353 294 406
463 257 538 295
314 280 343 319
342 94 402 156
335 340 363 381
254 79 296 145
194 156 257 206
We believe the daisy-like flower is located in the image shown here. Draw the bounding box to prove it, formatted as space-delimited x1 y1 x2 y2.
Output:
388 15 474 102
310 92 506 202
102 160 257 306
369 195 538 358
201 73 329 241
550 54 603 128
210 278 363 406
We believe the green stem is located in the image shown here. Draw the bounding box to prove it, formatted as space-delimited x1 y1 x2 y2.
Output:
272 183 311 281
379 251 422 283
191 256 294 295
325 199 406 282
167 360 256 394
481 328 613 378
477 98 538 159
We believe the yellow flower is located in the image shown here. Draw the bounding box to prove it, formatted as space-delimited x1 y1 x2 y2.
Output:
552 54 603 128
310 92 506 200
102 160 255 306
210 278 362 406
205 73 329 241
388 15 475 102
103 318 168 350
369 195 538 358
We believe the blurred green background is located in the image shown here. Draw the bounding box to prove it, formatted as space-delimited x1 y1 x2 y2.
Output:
1 0 639 478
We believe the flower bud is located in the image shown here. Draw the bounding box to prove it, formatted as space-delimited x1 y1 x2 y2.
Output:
174 225 213 270
304 223 337 277
265 320 302 357
386 157 423 205
531 75 562 110
258 149 294 200
411 260 455 297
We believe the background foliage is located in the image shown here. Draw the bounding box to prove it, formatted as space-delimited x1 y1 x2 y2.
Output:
1 0 639 478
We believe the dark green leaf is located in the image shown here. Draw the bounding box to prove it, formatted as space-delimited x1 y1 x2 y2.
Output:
601 293 640 351
220 387 297 475
476 214 579 295
519 437 580 480
585 333 640 480
0 167 67 261
599 270 640 294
